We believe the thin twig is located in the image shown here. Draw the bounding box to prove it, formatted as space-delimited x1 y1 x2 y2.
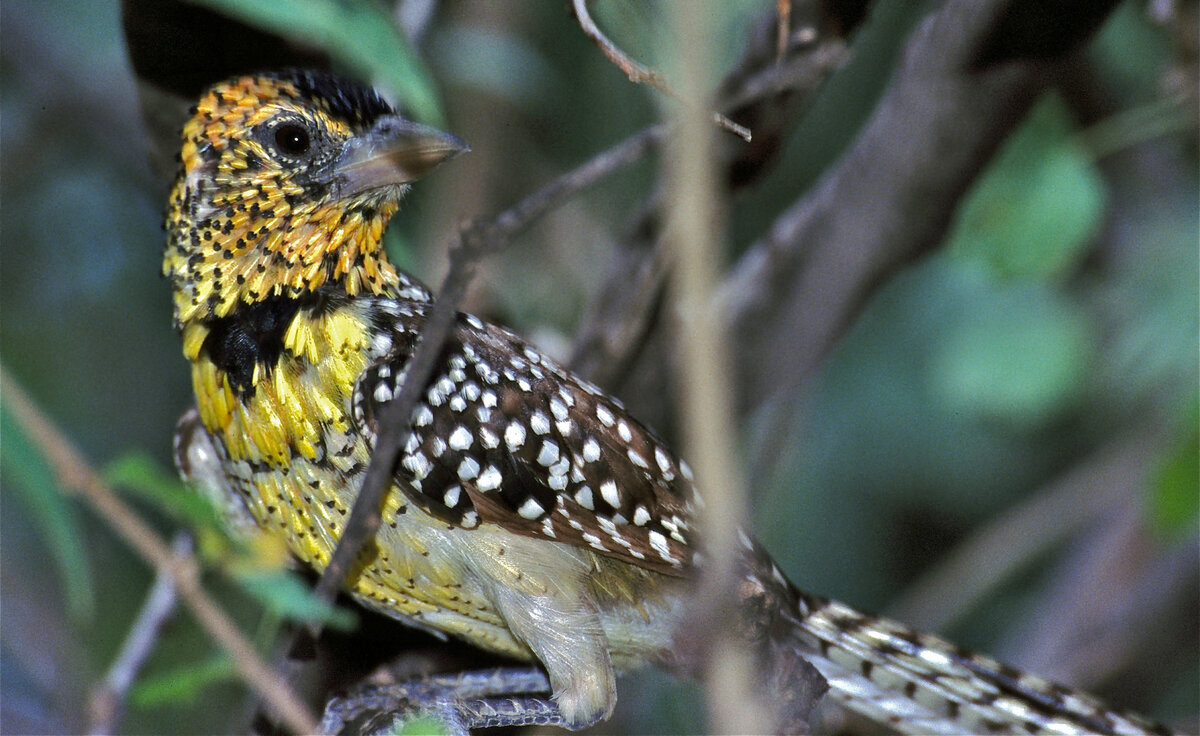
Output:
568 23 847 388
775 0 792 63
88 533 191 735
0 370 318 735
662 4 766 733
571 0 751 142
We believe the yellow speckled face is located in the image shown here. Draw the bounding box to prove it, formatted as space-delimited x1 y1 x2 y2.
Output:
163 72 406 325
186 76 355 161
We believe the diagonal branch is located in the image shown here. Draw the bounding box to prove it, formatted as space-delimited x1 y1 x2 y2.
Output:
0 370 318 735
88 533 191 735
721 0 1123 477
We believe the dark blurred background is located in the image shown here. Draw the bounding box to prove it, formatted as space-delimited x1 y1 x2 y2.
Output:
2 1 1197 734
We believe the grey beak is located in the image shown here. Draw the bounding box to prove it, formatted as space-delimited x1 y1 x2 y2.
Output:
330 116 469 197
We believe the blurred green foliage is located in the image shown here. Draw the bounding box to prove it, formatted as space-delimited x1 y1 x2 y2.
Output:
0 401 94 621
1 0 1195 734
129 654 237 709
947 94 1107 279
389 713 455 736
1151 396 1200 537
191 0 445 124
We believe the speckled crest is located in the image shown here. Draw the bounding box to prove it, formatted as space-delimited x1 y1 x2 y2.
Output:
181 70 393 165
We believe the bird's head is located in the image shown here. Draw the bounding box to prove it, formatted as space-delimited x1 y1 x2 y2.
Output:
163 70 466 325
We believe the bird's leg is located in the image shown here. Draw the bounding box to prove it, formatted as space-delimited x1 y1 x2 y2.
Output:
320 666 567 735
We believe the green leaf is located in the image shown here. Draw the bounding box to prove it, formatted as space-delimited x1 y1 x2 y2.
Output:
129 653 237 708
189 0 444 125
946 93 1106 280
103 451 225 530
233 568 357 631
929 275 1095 426
1149 397 1200 537
388 714 456 736
104 456 354 630
0 400 94 620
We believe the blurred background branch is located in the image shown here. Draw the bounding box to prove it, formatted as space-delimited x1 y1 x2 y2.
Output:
88 533 189 735
0 372 318 734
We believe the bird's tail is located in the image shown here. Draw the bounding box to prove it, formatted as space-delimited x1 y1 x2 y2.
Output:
738 536 1175 735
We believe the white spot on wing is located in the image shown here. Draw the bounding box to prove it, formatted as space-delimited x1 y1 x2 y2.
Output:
575 486 594 510
403 452 431 479
648 530 677 563
412 405 433 427
477 465 502 492
448 426 472 451
600 480 620 508
374 382 393 402
655 447 672 473
550 397 568 420
457 457 480 481
505 421 526 449
537 440 559 467
581 531 606 550
517 497 545 519
429 437 447 457
633 506 651 526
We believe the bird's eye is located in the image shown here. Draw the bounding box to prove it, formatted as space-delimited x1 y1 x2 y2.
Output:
273 124 311 156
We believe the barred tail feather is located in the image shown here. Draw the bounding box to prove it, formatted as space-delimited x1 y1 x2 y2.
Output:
740 539 1175 735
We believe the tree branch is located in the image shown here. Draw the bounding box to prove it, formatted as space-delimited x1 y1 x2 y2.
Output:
571 0 751 141
568 6 848 393
0 370 318 735
88 533 191 735
721 0 1121 477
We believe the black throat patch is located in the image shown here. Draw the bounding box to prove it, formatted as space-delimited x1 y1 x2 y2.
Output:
200 290 342 396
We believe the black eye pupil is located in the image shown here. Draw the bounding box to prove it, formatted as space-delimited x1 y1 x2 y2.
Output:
274 124 310 155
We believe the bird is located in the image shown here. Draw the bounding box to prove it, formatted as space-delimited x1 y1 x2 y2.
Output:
165 69 1174 735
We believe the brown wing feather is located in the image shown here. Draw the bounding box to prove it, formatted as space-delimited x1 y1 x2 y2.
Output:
352 299 696 575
